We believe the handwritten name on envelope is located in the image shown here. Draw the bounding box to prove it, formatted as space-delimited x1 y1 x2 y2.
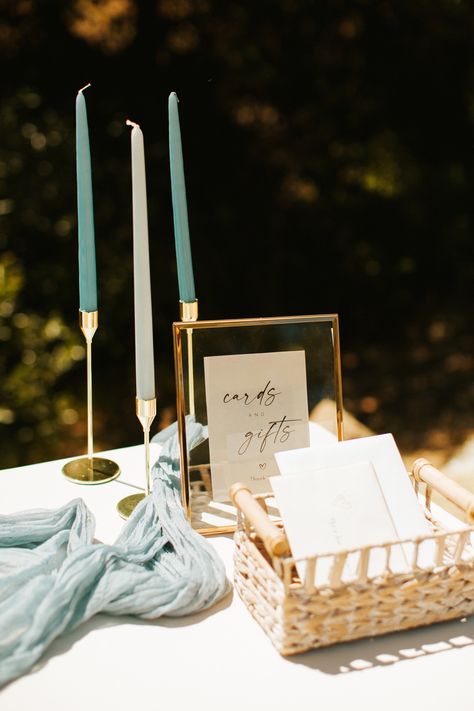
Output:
204 350 310 501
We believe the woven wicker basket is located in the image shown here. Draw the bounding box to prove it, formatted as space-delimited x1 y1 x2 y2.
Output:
232 459 474 656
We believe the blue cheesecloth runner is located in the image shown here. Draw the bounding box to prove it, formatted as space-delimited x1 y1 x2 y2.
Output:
0 419 229 688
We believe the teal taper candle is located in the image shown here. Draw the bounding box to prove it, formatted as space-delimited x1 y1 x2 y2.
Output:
168 92 196 303
76 84 97 313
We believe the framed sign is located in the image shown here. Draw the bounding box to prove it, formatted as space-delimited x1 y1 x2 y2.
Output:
173 314 344 535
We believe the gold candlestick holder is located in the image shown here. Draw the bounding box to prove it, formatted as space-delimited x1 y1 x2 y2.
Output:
62 310 120 484
179 299 198 417
117 397 157 519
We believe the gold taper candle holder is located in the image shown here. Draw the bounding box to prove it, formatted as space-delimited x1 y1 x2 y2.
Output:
117 397 157 519
179 299 198 417
62 310 120 484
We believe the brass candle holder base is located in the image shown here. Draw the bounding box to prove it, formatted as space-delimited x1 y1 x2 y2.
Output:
63 456 120 484
63 310 120 485
117 397 156 520
117 492 146 519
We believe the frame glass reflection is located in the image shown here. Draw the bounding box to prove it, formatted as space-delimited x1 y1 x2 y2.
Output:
173 314 344 535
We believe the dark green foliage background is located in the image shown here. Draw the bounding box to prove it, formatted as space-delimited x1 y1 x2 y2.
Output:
0 0 472 466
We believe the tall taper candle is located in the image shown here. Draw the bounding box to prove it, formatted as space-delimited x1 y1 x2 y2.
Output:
127 121 155 401
168 92 196 303
76 84 98 313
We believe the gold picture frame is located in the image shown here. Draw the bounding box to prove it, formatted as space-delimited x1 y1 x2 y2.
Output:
173 314 344 536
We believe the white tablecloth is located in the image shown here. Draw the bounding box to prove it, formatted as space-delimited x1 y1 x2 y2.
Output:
1 445 473 710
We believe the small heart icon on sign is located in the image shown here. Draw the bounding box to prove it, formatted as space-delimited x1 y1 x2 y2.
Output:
259 463 267 470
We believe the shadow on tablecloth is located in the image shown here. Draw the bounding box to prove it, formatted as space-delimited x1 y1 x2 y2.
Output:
25 587 233 681
287 615 474 674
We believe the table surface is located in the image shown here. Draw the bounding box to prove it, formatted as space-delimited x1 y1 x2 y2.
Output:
1 445 473 711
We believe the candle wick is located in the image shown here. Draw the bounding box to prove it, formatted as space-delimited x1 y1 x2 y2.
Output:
126 119 140 129
78 83 92 94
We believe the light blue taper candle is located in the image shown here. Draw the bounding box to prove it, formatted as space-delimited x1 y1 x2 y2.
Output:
76 83 98 313
127 120 155 401
168 92 196 304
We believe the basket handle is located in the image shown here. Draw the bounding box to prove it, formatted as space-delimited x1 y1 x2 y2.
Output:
412 458 474 523
229 483 290 558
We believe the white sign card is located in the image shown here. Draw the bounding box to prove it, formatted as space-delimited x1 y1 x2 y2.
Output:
270 461 408 586
204 350 310 501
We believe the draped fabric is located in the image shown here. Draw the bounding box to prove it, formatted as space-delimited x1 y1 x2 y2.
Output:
0 420 229 687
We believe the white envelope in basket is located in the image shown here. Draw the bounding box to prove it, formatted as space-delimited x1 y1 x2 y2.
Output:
274 434 434 571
